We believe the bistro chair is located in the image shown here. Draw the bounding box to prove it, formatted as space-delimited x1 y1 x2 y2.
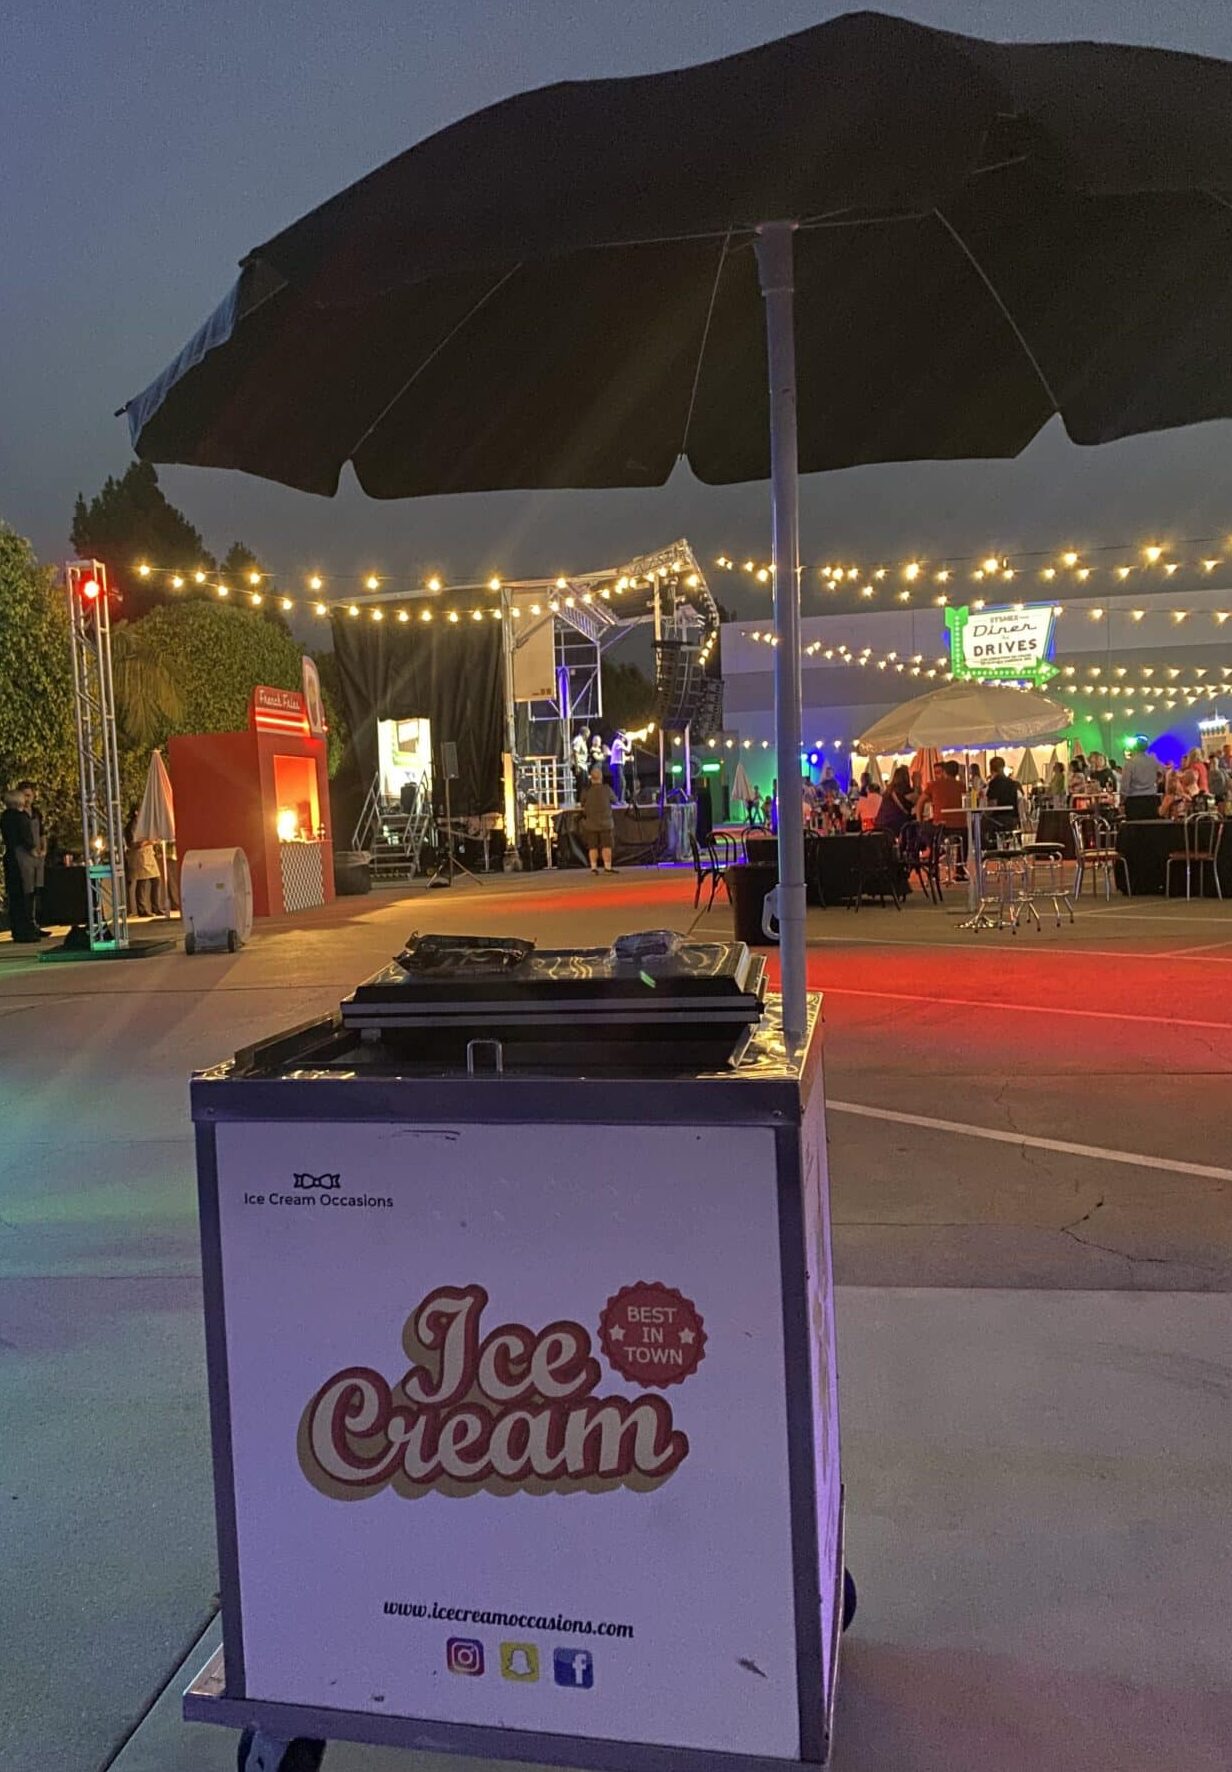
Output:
847 830 903 912
1070 811 1130 900
1166 811 1224 900
898 819 942 904
688 834 729 911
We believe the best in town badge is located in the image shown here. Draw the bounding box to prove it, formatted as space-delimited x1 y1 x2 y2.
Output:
599 1282 706 1388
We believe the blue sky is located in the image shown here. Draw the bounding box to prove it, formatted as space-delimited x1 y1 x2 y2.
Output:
6 0 1232 606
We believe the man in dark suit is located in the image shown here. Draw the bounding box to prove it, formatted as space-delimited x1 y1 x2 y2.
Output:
2 788 42 943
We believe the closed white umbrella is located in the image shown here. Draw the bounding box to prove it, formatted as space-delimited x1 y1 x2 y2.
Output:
856 682 1072 755
730 760 755 812
134 749 176 918
134 749 175 842
1017 745 1041 786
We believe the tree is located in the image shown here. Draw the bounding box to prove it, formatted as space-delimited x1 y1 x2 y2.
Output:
110 622 186 750
219 541 289 631
71 462 214 619
127 599 346 775
601 658 656 730
0 524 79 838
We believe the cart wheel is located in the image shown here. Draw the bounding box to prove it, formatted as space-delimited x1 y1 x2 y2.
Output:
842 1568 857 1631
184 932 197 955
227 928 239 952
238 1727 326 1771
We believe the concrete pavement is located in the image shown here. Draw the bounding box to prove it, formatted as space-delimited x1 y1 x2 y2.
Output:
2 870 1229 1769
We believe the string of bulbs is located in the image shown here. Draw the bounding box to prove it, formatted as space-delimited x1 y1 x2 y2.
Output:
715 538 1232 605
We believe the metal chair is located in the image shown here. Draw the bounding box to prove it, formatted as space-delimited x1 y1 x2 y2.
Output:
898 819 942 904
1166 812 1224 900
1070 811 1130 900
688 835 729 910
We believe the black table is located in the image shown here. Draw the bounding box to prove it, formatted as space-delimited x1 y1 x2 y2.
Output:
1115 819 1232 897
745 829 899 905
1034 808 1078 859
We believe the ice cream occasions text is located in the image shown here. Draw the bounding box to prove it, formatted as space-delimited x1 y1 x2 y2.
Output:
300 1285 689 1498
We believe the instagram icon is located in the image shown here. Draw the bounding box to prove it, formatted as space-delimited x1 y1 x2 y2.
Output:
446 1637 485 1677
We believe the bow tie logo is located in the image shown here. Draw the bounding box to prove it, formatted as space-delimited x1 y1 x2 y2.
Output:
293 1172 341 1191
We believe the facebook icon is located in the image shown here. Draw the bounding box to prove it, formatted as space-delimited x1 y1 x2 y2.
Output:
553 1648 594 1689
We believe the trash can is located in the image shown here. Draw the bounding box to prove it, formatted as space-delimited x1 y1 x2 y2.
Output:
726 861 779 946
183 939 849 1771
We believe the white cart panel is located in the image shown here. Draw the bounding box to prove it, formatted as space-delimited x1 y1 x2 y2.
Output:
215 1118 801 1757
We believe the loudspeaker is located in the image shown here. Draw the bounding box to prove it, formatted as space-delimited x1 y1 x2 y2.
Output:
440 741 459 780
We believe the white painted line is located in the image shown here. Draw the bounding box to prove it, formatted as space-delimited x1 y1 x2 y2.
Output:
828 1099 1232 1184
808 932 1232 965
822 984 1232 1033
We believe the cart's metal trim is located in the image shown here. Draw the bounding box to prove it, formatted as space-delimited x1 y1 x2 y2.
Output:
184 1644 829 1772
195 1123 246 1695
774 1120 825 1763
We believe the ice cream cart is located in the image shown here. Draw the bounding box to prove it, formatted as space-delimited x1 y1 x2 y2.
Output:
184 937 851 1771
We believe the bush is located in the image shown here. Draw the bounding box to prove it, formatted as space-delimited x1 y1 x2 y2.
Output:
0 525 79 840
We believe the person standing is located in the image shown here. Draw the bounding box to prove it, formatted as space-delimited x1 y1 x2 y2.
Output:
579 765 616 873
2 788 42 942
571 726 591 799
17 782 46 930
1120 746 1161 820
124 807 162 916
608 730 627 801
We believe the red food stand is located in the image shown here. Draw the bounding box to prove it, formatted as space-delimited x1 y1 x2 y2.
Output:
169 685 335 918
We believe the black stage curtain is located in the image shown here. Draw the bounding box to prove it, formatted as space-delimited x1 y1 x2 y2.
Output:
331 615 503 814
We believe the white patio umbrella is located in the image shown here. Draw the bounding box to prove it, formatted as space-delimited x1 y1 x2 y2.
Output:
856 682 1072 755
730 760 755 813
133 749 176 916
1017 745 1041 786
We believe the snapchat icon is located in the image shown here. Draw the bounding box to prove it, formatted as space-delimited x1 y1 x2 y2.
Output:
500 1643 539 1682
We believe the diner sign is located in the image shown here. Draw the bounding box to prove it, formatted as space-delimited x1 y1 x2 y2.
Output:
945 602 1058 686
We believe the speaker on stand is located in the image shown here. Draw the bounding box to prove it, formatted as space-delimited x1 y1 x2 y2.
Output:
427 740 484 889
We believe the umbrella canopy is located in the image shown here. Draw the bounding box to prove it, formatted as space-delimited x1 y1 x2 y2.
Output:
856 683 1072 755
730 761 755 807
120 13 1232 1045
133 749 175 843
124 15 1232 492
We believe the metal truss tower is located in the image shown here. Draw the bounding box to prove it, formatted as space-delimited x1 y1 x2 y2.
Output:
65 560 129 950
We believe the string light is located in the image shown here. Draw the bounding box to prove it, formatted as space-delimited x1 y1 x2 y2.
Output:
365 575 380 591
309 575 323 591
217 584 229 598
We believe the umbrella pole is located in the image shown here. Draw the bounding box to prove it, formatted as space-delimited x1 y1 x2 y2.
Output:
756 221 806 1046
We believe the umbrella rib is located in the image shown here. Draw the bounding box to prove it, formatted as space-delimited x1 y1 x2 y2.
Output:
932 207 1061 415
678 227 733 461
347 263 522 460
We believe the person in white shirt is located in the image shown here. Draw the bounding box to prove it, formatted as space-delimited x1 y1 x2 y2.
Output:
571 727 591 798
608 731 627 800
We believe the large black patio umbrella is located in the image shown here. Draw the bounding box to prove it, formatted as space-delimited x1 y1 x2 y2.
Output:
124 10 1232 1041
